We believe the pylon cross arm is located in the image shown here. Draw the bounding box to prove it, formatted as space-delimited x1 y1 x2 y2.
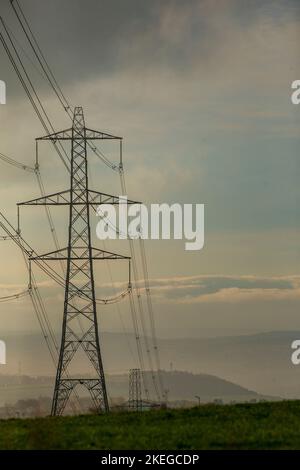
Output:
18 190 140 206
84 128 122 140
18 190 71 206
29 246 130 261
36 127 122 141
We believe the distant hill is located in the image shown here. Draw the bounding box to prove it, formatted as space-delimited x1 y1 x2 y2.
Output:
0 370 275 409
108 370 274 403
1 330 298 398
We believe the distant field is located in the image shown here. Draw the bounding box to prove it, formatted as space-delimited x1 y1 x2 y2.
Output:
0 400 300 450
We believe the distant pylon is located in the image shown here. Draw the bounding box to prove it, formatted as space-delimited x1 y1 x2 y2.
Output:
19 107 135 416
128 368 142 411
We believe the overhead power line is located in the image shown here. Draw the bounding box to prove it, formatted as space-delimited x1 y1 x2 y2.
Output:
1 1 165 406
10 0 120 172
0 151 35 172
11 0 71 114
0 16 70 171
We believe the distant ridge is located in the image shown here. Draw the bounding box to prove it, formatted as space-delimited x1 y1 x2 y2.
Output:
1 330 298 398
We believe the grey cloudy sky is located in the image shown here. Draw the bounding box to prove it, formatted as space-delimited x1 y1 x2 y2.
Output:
0 0 299 342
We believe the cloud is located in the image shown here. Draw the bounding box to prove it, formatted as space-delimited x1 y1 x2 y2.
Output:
124 274 300 304
0 0 300 336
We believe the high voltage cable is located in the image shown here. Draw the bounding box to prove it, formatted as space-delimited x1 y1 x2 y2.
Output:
0 17 70 172
6 3 122 353
0 235 16 241
96 212 154 392
0 150 116 408
11 0 71 114
0 25 50 142
10 7 151 386
0 154 85 411
88 166 147 393
35 170 62 264
139 237 164 394
6 23 52 84
120 169 162 399
128 291 150 399
36 164 125 411
120 169 165 399
0 159 127 302
0 153 128 304
10 0 119 172
128 236 161 401
101 240 136 365
0 289 29 302
4 1 164 403
0 155 82 412
0 213 84 414
94 172 163 399
0 151 35 172
19 234 82 413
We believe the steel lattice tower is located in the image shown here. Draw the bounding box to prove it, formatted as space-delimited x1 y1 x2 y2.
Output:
18 107 135 416
52 107 107 416
128 368 142 411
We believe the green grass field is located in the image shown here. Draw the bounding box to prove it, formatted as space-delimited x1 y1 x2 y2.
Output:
0 400 300 450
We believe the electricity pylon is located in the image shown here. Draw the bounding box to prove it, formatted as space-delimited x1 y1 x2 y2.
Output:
128 368 142 411
18 107 135 416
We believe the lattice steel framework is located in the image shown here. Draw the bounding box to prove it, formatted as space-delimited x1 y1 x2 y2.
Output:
19 107 136 416
128 368 142 411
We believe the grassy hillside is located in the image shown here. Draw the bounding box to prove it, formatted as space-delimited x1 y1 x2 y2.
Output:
1 400 300 450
